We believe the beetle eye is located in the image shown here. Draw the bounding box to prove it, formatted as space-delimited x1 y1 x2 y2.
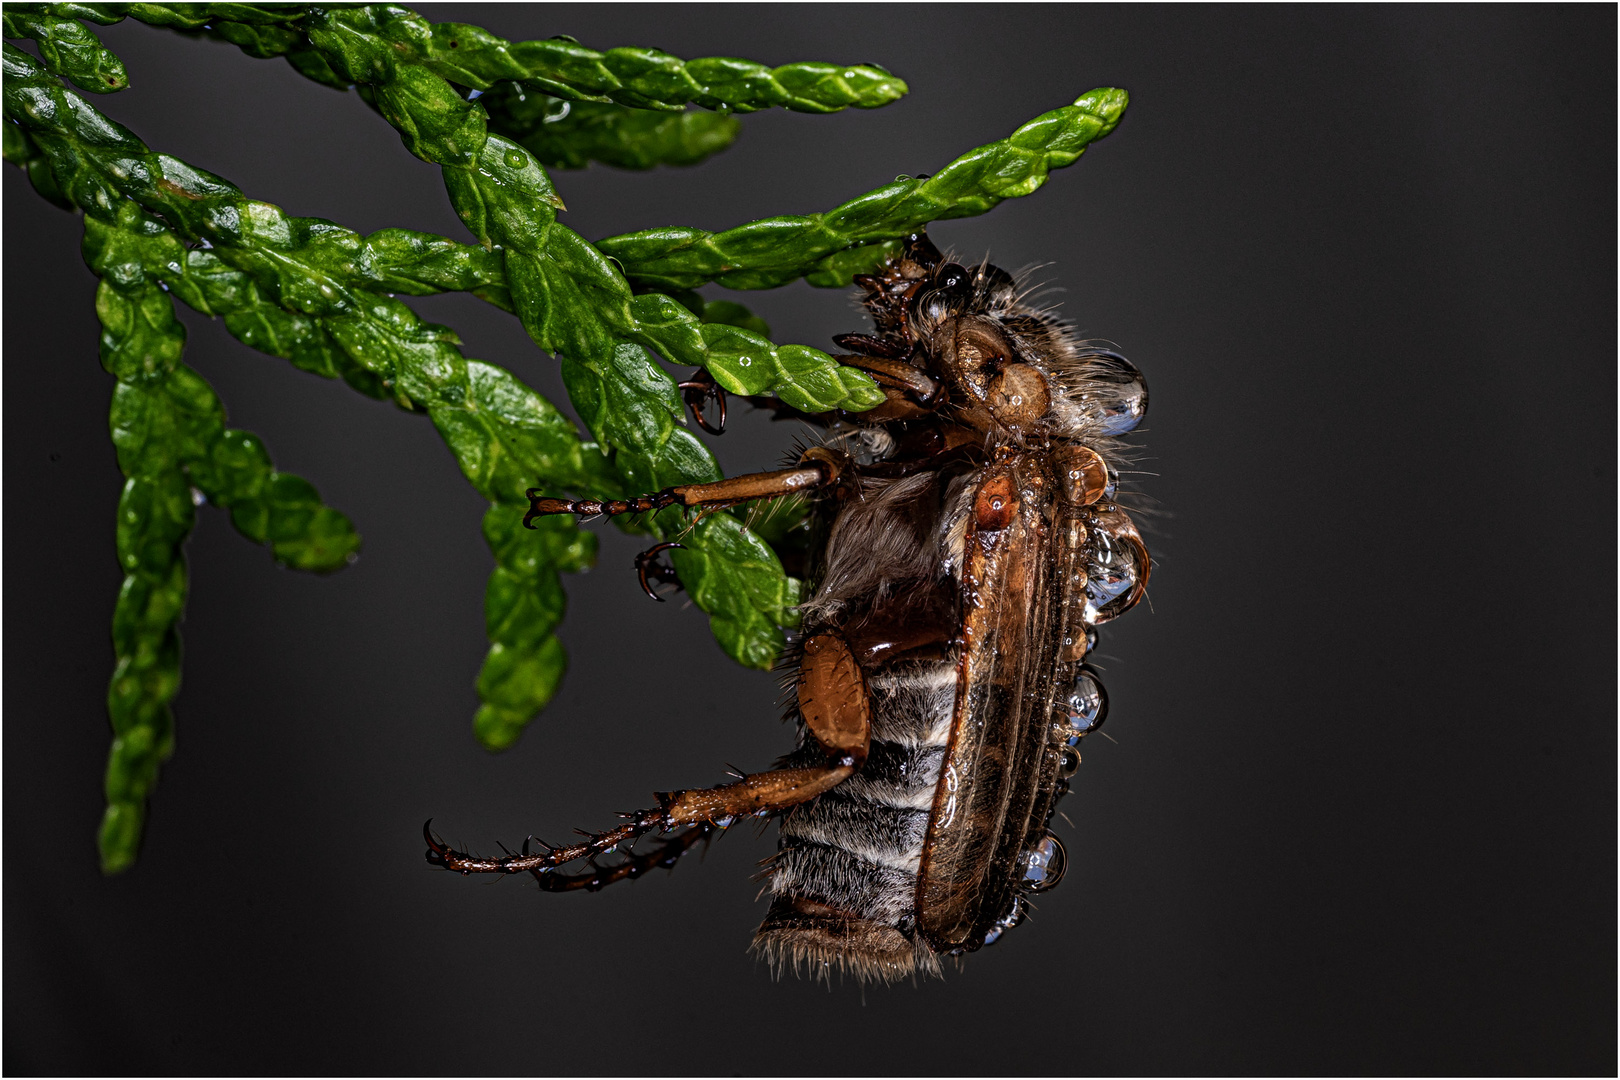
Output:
934 262 970 291
1077 349 1149 435
914 262 974 322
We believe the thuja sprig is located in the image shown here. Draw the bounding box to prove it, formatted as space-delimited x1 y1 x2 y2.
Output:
4 4 1128 872
1 6 126 92
90 209 361 873
479 84 742 172
2 39 834 649
597 88 1130 292
42 3 907 114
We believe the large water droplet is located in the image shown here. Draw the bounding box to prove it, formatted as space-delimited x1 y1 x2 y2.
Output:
1083 511 1147 623
1084 530 1134 620
1076 349 1148 435
1061 666 1108 744
1021 834 1067 892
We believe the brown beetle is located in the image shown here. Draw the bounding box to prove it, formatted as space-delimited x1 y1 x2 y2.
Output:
425 233 1151 983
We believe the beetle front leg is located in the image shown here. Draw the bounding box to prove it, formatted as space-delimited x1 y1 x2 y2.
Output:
424 631 873 886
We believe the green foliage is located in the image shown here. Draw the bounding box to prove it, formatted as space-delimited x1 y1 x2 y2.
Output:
481 83 741 171
3 3 1128 871
596 88 1130 291
1 7 126 92
92 262 358 874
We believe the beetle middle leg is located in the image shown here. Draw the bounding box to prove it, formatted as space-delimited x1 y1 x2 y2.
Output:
425 631 873 883
524 448 853 526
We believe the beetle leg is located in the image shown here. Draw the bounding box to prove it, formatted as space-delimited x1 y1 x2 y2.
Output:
832 332 908 360
676 369 727 435
532 824 717 892
425 632 873 881
634 541 685 602
524 450 853 526
833 353 942 407
423 765 853 878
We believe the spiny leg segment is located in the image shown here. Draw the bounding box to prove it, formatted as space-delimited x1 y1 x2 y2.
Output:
532 824 719 893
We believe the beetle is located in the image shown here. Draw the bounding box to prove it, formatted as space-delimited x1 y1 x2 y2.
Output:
425 231 1150 983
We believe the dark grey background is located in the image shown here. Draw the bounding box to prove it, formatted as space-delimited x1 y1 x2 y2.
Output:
6 5 1614 1075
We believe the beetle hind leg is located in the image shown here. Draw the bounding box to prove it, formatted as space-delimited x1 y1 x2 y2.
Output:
532 824 718 893
425 631 876 891
423 766 859 884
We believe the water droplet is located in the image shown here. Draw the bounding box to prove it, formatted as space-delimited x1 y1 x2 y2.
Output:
503 148 527 169
1077 349 1148 435
1058 745 1081 777
1021 834 1067 892
1061 666 1108 744
972 893 1023 945
1084 524 1142 623
190 486 206 507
